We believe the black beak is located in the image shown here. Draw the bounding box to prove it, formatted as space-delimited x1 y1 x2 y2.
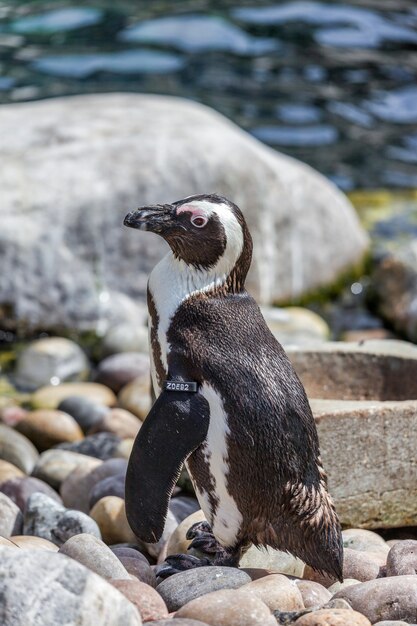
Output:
124 204 174 234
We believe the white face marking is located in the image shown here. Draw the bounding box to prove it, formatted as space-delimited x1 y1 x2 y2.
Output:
186 383 243 548
148 200 244 387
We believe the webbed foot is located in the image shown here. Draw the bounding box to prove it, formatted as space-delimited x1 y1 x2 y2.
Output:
156 553 211 579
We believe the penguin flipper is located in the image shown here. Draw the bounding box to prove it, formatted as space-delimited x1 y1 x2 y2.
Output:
125 389 210 543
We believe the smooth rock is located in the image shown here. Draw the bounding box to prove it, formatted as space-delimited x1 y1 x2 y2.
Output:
152 621 207 626
175 588 276 625
118 555 156 587
303 549 379 587
241 574 304 611
101 322 149 357
343 529 389 553
10 535 59 550
111 546 149 563
373 622 412 626
58 395 109 433
59 456 102 511
111 579 168 622
386 539 417 575
57 431 122 460
157 566 251 612
0 475 62 511
15 409 83 450
0 546 142 625
32 448 98 488
95 352 150 393
89 408 142 439
0 423 39 473
262 306 330 346
333 576 417 623
0 459 25 482
166 510 207 556
0 536 20 548
118 376 152 420
328 579 362 595
90 496 137 544
59 533 131 580
0 492 23 536
169 496 200 524
15 336 89 388
32 382 116 410
114 437 134 459
89 472 125 508
372 240 417 342
294 580 332 608
293 608 371 625
0 94 367 333
240 545 305 576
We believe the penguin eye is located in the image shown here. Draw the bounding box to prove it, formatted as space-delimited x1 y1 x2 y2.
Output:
191 215 208 228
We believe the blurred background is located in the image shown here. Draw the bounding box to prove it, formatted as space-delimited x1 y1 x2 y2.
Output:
1 0 416 190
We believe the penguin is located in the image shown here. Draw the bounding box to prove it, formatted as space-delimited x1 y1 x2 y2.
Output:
124 193 343 581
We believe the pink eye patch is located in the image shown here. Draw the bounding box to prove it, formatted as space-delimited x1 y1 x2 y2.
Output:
176 204 208 219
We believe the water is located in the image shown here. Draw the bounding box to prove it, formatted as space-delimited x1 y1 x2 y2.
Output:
0 1 416 190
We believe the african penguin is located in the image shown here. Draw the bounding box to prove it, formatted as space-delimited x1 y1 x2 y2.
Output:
124 193 343 581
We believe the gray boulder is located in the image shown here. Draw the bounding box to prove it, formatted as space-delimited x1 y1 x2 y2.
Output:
0 93 367 334
0 546 142 625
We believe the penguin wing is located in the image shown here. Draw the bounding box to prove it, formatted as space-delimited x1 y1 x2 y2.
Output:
125 389 210 543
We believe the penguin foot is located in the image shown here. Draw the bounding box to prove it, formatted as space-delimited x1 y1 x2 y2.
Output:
156 553 212 579
186 521 220 555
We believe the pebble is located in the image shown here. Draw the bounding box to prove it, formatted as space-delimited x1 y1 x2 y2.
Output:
90 496 137 544
327 579 362 594
373 622 412 626
175 588 276 626
10 535 59 550
166 509 206 557
57 431 122 460
0 459 25 482
32 448 98 488
31 382 117 410
157 566 251 612
0 536 20 548
151 621 208 626
169 496 200 524
118 376 152 420
59 456 102 511
15 409 83 451
0 475 63 510
342 548 382 581
95 352 150 393
114 437 134 459
111 579 168 622
15 336 89 389
89 408 142 439
386 539 417 575
59 533 131 580
293 608 371 625
58 395 109 433
333 575 417 623
102 322 149 357
111 546 149 563
24 492 101 546
118 555 157 587
0 546 142 625
0 423 39 473
89 472 125 508
343 528 390 554
294 580 332 608
241 574 304 611
240 545 305 576
0 492 23 536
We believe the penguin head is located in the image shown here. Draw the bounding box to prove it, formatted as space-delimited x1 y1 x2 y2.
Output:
124 194 252 282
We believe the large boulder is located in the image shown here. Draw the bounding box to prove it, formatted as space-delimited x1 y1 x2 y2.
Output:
0 93 367 333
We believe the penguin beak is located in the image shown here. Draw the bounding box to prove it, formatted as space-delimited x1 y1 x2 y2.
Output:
124 204 174 234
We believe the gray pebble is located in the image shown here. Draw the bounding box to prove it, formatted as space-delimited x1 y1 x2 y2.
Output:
0 546 141 626
32 448 98 489
52 509 101 544
0 492 23 536
170 496 200 523
0 476 62 511
59 533 131 580
58 396 109 433
95 352 150 393
157 566 251 612
386 540 417 576
111 546 149 563
118 555 157 587
374 622 414 626
151 621 208 626
0 423 39 473
89 473 125 509
57 432 121 460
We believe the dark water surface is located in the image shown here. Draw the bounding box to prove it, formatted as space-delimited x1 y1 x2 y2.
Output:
0 0 417 189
